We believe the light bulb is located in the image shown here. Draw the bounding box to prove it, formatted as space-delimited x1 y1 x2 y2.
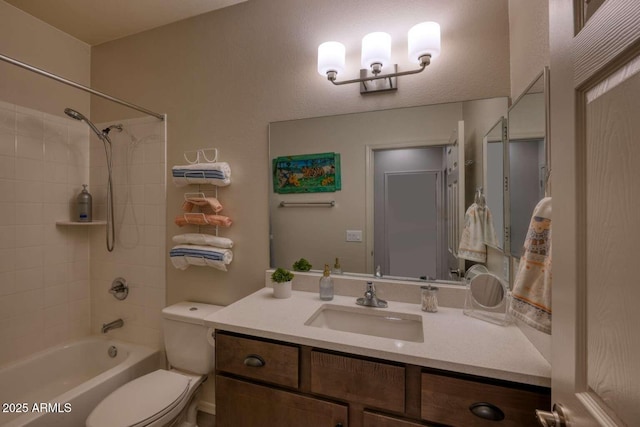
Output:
317 41 345 77
408 22 441 64
361 32 391 73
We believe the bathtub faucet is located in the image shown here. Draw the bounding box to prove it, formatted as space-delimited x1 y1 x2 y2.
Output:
102 318 124 334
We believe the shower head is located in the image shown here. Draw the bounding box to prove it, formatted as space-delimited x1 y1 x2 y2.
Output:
64 108 110 144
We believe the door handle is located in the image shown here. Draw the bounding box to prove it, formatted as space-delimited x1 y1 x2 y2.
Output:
536 403 567 427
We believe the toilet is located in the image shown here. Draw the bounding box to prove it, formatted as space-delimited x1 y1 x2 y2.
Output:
86 301 223 427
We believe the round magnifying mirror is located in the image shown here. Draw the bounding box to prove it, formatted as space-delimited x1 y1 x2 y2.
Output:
469 273 505 308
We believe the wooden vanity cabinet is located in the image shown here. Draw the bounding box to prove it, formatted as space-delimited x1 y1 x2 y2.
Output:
214 331 550 427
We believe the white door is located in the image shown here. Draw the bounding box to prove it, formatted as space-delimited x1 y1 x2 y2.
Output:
547 0 640 425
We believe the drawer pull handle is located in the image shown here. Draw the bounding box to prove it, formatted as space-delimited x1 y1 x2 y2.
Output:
335 424 343 427
469 402 505 421
243 354 266 367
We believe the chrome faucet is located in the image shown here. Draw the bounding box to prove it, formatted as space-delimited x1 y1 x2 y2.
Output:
101 318 124 334
356 282 388 308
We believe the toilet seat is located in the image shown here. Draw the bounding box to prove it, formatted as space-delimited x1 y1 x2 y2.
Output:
86 370 192 427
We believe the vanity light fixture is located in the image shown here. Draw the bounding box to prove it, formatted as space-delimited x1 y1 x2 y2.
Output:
317 21 441 94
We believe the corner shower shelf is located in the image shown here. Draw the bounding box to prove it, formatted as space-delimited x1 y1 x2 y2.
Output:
56 220 107 226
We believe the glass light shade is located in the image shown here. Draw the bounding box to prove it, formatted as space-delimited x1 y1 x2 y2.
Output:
317 41 346 76
361 32 391 70
408 21 441 63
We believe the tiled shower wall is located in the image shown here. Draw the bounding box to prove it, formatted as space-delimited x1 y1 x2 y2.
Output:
0 100 91 367
89 116 166 349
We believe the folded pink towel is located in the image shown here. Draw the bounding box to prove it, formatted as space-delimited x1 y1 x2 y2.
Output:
181 196 223 214
174 213 232 227
509 197 552 334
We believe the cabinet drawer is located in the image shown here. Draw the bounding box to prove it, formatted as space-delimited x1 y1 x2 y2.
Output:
311 350 405 413
421 372 550 427
363 411 424 427
216 375 348 427
216 333 299 388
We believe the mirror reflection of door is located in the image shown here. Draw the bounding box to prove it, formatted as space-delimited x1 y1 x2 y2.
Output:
373 147 445 279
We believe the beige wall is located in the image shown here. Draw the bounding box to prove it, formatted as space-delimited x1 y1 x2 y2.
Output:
91 0 511 308
0 1 90 117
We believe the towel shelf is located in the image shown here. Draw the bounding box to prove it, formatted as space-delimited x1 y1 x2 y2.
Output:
56 220 107 226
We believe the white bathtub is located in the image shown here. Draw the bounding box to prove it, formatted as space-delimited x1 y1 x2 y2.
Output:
0 336 161 427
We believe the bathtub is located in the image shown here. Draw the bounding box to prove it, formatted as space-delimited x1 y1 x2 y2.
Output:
0 336 161 427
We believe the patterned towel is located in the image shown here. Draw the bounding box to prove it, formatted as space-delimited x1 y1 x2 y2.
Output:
459 203 494 263
509 197 552 334
172 162 231 187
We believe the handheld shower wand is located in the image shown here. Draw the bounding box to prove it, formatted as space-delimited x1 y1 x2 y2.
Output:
64 108 118 252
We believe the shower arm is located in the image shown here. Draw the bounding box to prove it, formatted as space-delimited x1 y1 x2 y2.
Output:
0 52 164 121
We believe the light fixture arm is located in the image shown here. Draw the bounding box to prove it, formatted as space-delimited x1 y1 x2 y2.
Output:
327 56 429 86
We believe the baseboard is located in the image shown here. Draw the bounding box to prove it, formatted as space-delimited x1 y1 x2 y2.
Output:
198 401 216 415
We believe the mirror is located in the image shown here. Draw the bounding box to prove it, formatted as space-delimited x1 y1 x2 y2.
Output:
269 98 508 283
482 117 506 250
463 264 510 326
506 68 549 258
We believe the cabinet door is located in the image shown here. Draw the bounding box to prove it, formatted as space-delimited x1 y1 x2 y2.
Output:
363 411 424 427
216 375 348 427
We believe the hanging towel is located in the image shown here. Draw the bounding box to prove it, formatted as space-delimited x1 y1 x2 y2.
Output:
483 205 499 248
509 197 552 335
174 213 232 227
172 162 231 187
170 244 233 271
458 203 488 263
172 233 234 249
182 196 224 214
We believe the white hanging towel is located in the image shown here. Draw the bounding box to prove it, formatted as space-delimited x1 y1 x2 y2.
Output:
172 162 231 187
169 244 233 271
509 197 552 334
459 203 488 262
172 233 234 249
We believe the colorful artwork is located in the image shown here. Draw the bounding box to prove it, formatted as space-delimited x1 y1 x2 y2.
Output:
272 152 341 193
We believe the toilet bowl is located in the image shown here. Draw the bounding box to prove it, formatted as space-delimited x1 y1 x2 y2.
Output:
86 302 223 427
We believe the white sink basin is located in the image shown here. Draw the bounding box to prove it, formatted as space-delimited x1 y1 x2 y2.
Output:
304 304 424 343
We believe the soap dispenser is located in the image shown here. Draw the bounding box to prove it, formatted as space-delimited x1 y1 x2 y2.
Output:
77 184 92 222
332 257 342 275
319 264 334 301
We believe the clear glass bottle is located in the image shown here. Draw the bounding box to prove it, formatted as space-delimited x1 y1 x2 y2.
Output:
332 257 342 274
319 264 334 301
421 285 439 312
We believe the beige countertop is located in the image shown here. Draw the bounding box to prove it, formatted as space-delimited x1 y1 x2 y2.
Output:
204 287 551 387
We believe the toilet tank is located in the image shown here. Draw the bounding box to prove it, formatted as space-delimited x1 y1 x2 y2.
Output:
162 301 223 375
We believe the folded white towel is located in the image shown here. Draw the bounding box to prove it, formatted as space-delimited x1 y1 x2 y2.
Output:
169 244 233 271
172 233 234 249
509 197 552 334
172 162 231 187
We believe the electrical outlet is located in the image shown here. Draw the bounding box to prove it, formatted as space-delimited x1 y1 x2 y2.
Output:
345 230 362 242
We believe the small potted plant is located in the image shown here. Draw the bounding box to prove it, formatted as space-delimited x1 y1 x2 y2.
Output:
271 267 294 299
292 258 312 272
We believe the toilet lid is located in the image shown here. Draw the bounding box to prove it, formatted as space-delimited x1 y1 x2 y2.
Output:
86 370 191 427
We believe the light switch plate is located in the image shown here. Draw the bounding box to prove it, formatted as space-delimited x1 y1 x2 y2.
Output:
346 230 362 242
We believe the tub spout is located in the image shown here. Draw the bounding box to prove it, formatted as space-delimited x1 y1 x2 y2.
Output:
101 318 124 334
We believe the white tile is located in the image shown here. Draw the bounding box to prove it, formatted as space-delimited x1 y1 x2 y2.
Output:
16 135 44 160
0 202 15 225
44 139 69 164
144 184 164 205
44 120 67 145
143 287 165 310
44 262 69 287
0 106 16 133
14 203 43 225
68 298 90 321
15 267 43 292
143 226 164 247
14 181 44 203
14 246 43 270
43 182 67 204
0 131 16 157
15 225 44 247
45 163 68 184
16 111 44 138
44 244 68 266
68 280 89 301
15 158 44 182
0 248 16 273
143 163 164 184
0 271 16 296
70 260 89 281
143 140 164 164
0 225 16 249
44 284 68 308
0 180 15 202
43 303 68 326
0 156 15 179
